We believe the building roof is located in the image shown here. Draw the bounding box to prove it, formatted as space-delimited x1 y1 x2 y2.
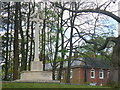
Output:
82 57 111 69
45 57 111 70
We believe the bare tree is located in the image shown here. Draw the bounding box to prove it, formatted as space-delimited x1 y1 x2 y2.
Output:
13 2 19 80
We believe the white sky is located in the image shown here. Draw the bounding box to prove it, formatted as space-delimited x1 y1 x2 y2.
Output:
1 0 120 37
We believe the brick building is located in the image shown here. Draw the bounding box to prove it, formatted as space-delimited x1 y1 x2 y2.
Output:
60 57 110 86
46 57 111 86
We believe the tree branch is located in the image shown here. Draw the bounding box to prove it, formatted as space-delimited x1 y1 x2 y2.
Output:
97 37 117 51
54 3 120 23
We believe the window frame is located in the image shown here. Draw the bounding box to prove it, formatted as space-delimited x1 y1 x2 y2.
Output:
55 71 58 80
70 69 72 79
99 69 104 79
61 71 64 79
90 68 95 79
107 70 110 78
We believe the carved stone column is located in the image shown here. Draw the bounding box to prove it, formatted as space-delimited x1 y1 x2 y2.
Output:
30 8 43 71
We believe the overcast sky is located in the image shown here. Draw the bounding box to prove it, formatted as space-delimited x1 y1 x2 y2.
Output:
0 0 120 36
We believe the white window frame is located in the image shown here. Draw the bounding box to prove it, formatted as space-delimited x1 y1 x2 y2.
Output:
70 69 72 79
55 71 57 80
90 68 95 78
107 70 110 78
99 69 104 79
61 71 63 79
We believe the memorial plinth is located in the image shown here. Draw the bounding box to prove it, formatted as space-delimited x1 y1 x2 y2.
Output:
19 61 54 82
20 61 52 81
21 71 52 80
16 61 59 83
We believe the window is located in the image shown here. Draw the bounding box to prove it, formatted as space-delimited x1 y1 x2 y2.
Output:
70 69 72 79
55 71 57 80
61 74 63 79
99 69 104 79
61 71 63 79
107 70 110 78
90 68 95 78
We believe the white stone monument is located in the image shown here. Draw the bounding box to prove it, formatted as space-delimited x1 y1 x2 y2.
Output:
16 7 59 83
30 7 43 71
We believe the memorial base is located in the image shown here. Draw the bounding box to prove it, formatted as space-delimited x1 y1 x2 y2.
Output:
20 71 52 80
15 61 60 83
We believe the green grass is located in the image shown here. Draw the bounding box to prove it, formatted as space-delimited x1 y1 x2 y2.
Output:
2 82 110 88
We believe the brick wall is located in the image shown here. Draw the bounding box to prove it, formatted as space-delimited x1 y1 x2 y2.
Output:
61 67 109 85
72 68 84 84
86 68 109 85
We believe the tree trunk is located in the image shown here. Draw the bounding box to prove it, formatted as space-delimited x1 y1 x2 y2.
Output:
13 2 19 80
25 3 30 70
66 2 77 83
109 35 120 85
4 2 10 80
19 3 26 71
42 3 47 71
9 22 13 80
28 21 34 71
28 2 35 71
52 13 60 80
66 23 73 83
58 7 64 81
41 18 46 70
43 19 46 71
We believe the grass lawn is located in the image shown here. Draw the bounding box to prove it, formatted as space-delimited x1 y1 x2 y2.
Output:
2 82 110 88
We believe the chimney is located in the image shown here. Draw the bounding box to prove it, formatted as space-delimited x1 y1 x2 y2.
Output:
89 53 95 58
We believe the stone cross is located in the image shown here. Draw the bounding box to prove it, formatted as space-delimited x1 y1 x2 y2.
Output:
30 7 44 62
